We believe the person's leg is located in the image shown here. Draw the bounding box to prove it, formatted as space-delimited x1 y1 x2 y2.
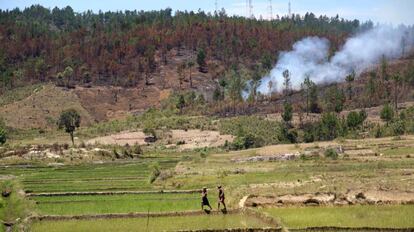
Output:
222 201 227 210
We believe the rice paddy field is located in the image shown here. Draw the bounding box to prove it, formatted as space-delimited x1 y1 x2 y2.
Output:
260 205 414 229
32 193 200 215
1 136 414 231
31 214 273 232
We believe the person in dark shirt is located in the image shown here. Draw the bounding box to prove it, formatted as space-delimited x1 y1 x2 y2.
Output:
201 187 212 211
217 185 226 211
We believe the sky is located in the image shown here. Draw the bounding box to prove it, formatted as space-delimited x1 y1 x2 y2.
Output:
1 0 414 25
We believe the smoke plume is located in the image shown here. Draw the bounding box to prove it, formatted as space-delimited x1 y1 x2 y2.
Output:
257 25 413 94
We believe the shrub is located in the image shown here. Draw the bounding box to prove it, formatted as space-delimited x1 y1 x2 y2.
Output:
347 110 366 129
303 123 315 143
324 148 338 160
132 144 143 155
319 113 340 140
391 120 405 136
373 124 384 138
0 127 6 145
380 103 394 124
148 162 161 183
219 116 281 147
282 102 293 123
231 134 262 150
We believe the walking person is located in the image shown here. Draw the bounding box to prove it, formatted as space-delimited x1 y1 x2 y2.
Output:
217 185 227 211
201 187 212 211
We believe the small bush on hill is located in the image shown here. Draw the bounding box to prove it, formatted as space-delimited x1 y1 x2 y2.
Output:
347 110 367 129
324 148 339 160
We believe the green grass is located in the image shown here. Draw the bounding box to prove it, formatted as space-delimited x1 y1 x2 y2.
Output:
382 147 414 156
31 214 272 232
0 84 43 107
261 205 414 229
31 193 201 215
0 180 34 227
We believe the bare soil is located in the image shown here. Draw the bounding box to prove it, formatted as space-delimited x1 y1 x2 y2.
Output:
87 129 234 149
245 190 414 207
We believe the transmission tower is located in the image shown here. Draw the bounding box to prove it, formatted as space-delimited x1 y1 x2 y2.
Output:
288 1 291 17
268 0 273 20
248 0 253 18
215 0 218 13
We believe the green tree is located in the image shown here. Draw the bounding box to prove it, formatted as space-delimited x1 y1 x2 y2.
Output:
365 71 377 105
0 127 6 145
282 101 293 124
346 110 367 129
301 74 315 115
63 66 74 87
35 58 47 81
325 85 345 113
187 60 195 88
177 62 186 89
309 82 320 113
176 94 185 114
248 65 262 102
57 109 81 145
380 103 394 125
391 73 402 111
282 69 291 98
227 69 246 104
261 52 273 70
197 49 207 73
380 55 390 99
320 112 340 140
345 70 355 100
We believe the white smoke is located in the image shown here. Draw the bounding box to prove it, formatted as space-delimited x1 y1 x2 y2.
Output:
257 25 413 94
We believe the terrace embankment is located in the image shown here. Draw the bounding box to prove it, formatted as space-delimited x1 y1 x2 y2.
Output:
26 189 200 197
244 190 414 207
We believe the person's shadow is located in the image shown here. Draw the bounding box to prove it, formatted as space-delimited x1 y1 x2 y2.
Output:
203 209 211 214
220 208 227 214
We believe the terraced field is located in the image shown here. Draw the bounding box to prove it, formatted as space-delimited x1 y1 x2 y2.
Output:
260 205 414 229
1 136 414 231
32 193 200 215
31 213 273 232
0 159 178 193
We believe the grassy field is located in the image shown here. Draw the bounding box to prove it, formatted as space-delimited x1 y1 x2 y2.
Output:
32 193 201 215
31 214 273 232
260 205 414 229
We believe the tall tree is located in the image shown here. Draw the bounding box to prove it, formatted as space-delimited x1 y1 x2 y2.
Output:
301 74 313 115
197 49 207 73
57 109 81 146
380 103 394 126
282 69 291 99
392 73 402 112
177 62 186 89
325 85 345 113
345 70 355 100
187 60 195 88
